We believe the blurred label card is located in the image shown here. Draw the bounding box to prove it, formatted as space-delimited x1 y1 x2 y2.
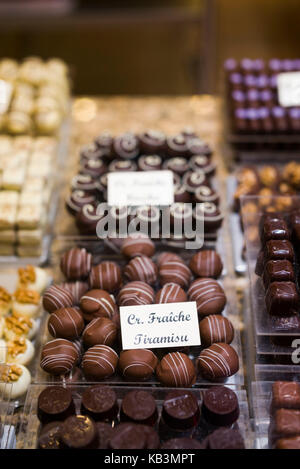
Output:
0 80 12 114
107 170 174 206
278 72 300 107
120 301 200 350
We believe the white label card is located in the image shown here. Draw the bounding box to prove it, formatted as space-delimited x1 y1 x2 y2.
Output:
107 170 174 206
0 80 12 114
277 72 300 107
120 301 201 350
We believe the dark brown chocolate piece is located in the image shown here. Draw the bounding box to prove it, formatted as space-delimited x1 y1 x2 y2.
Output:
96 422 114 449
262 219 290 244
162 390 200 430
265 281 299 316
276 436 300 449
206 427 245 449
109 423 146 449
121 390 158 426
161 438 203 449
37 386 75 424
264 240 294 263
202 386 239 426
274 408 300 438
38 421 62 449
263 260 295 288
272 382 300 410
81 385 118 421
61 415 98 449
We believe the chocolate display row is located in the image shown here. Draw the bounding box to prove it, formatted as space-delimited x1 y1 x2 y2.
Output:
37 243 240 385
22 384 246 449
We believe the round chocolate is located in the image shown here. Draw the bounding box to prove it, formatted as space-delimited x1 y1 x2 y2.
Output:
169 203 193 231
80 159 106 178
112 132 139 160
155 283 187 303
189 155 216 177
163 157 189 176
193 202 223 232
139 425 160 449
206 427 245 449
61 415 98 449
96 422 114 449
138 154 162 171
187 137 212 157
48 307 84 340
174 185 192 203
121 235 155 258
80 289 116 320
71 174 99 194
82 317 118 348
162 390 200 430
81 385 118 421
60 247 92 281
197 343 239 381
124 256 157 285
183 171 207 193
108 205 130 231
189 250 223 278
94 132 113 156
117 281 155 307
121 390 158 426
38 421 62 449
60 281 89 305
136 205 160 228
88 261 121 292
40 339 79 375
202 385 240 426
65 190 96 216
188 278 226 317
109 423 146 449
156 352 196 387
161 438 203 449
82 345 118 380
119 349 158 380
138 129 166 154
37 386 75 423
43 284 74 314
108 159 137 172
157 252 184 268
75 204 103 236
80 142 103 162
200 315 234 346
194 185 219 205
159 259 191 288
165 134 189 157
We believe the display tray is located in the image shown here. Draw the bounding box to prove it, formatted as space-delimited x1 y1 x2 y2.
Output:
16 383 251 449
32 237 243 387
0 365 15 449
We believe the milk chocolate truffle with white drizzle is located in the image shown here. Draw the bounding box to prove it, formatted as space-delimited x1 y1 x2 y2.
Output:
60 247 92 281
80 289 116 321
189 250 223 279
124 256 158 285
48 307 84 340
82 344 118 380
138 155 162 171
43 284 74 314
188 278 226 317
197 343 239 381
65 190 97 216
155 283 187 304
159 259 191 288
121 235 155 259
200 315 234 347
60 281 89 305
157 252 183 268
138 129 166 154
40 338 79 375
88 261 121 292
117 281 155 307
119 349 158 380
82 317 118 348
156 352 196 387
112 132 139 160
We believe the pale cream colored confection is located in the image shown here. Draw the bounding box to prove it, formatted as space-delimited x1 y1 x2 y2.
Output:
35 96 60 113
2 168 26 191
17 229 43 246
6 338 34 366
27 162 51 179
33 136 57 153
22 177 44 193
3 313 38 341
18 60 46 86
0 204 17 229
29 151 52 165
16 204 42 229
14 82 35 99
0 230 17 244
11 95 35 115
0 58 19 81
6 111 32 134
0 317 5 338
12 288 41 318
0 363 31 399
0 136 13 155
17 244 42 258
19 192 44 208
0 244 15 256
17 265 49 294
35 109 62 134
0 287 12 316
0 339 7 362
13 136 33 151
0 191 19 206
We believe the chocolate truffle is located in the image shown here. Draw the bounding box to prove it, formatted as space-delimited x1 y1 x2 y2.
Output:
61 415 98 449
262 219 290 244
71 174 99 194
138 154 162 171
161 438 203 449
155 283 187 303
109 423 146 449
194 185 219 205
40 338 79 375
80 289 116 320
81 385 118 421
80 142 103 162
96 422 114 449
183 171 207 193
190 155 216 177
174 185 192 203
60 281 89 305
48 307 84 340
82 344 118 380
88 262 121 292
165 134 189 157
157 252 183 268
156 352 196 387
138 129 166 154
37 386 75 423
169 203 193 231
65 190 96 216
43 284 74 314
82 317 118 348
121 390 158 426
193 202 223 232
124 256 157 285
265 281 299 316
264 240 294 262
159 260 191 288
94 132 113 156
75 204 103 236
188 278 226 317
117 281 155 307
121 235 155 259
80 159 107 178
272 381 300 410
202 386 239 426
119 349 158 381
163 157 189 176
200 315 234 346
263 260 295 288
206 428 245 449
139 425 160 449
136 205 160 230
60 247 92 281
162 390 200 430
276 436 300 450
189 250 223 278
108 159 137 172
38 421 63 449
112 132 139 160
197 343 239 381
187 137 212 157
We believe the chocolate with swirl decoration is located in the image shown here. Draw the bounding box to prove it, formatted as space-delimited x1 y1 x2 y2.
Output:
108 159 137 172
82 344 119 380
80 289 116 321
138 129 166 154
124 256 158 285
88 261 121 292
48 307 84 340
119 349 158 380
112 132 139 160
187 137 212 157
188 278 226 317
197 343 239 381
121 235 155 259
65 190 96 216
40 338 79 375
189 155 216 177
165 134 189 157
193 202 223 232
117 281 154 307
138 155 162 171
159 260 191 288
200 315 234 346
71 174 99 194
189 250 223 279
60 247 92 281
194 185 219 205
182 171 207 193
163 157 189 176
75 204 103 236
156 352 196 387
80 159 107 178
43 284 74 314
155 283 187 304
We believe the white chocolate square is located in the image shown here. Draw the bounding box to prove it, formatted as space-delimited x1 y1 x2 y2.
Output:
19 191 43 207
0 204 17 228
16 204 42 229
0 191 19 206
26 163 51 179
2 168 25 191
22 177 44 193
17 229 43 245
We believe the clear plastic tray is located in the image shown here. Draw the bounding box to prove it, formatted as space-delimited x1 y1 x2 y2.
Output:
0 364 15 449
16 383 252 449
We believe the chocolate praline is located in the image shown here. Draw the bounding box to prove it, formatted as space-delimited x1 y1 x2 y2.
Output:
169 203 193 232
156 251 184 268
189 250 223 278
40 338 79 375
117 281 155 306
136 205 160 231
187 137 212 157
48 307 84 340
61 415 98 449
159 259 191 288
194 185 219 205
71 174 99 195
121 235 155 259
43 284 74 314
265 281 299 316
202 385 239 426
112 133 139 160
75 204 104 236
124 256 158 285
182 171 207 193
272 381 300 410
38 421 63 449
82 317 118 348
188 278 226 317
81 385 118 421
80 159 107 179
174 185 192 203
155 283 187 303
264 239 294 263
82 345 118 380
200 315 234 346
156 352 196 387
163 157 189 176
193 202 223 232
37 386 75 424
263 260 295 288
165 134 189 157
262 218 290 244
119 349 158 381
138 154 162 171
94 132 113 156
162 390 200 430
138 129 166 154
189 155 216 177
88 261 122 292
80 289 116 321
65 190 97 216
109 423 146 449
60 247 92 281
197 343 239 381
206 428 245 449
80 142 103 162
108 159 137 172
120 390 158 426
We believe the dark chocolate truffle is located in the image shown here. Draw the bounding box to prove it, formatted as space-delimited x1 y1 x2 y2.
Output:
265 281 299 316
155 283 187 303
81 385 118 421
166 134 189 157
82 317 118 348
112 132 139 160
202 386 239 425
174 185 192 203
94 132 113 155
138 129 166 154
193 202 223 232
124 256 157 285
200 315 234 346
262 218 290 244
82 345 118 380
43 284 74 314
60 247 92 281
197 343 239 381
190 155 216 177
139 425 160 449
159 260 191 288
40 339 79 375
162 390 200 430
88 262 121 292
48 307 84 340
61 415 98 449
156 352 196 387
38 421 63 449
37 386 75 423
194 185 219 205
119 349 158 380
117 281 155 307
161 438 203 449
187 137 212 157
121 390 158 426
65 190 96 216
206 427 245 449
75 204 103 236
109 423 146 449
263 260 295 287
71 174 99 193
183 171 207 193
96 422 114 449
80 289 116 320
188 278 226 317
189 250 223 278
108 159 137 172
138 154 162 171
121 235 155 259
80 159 106 178
264 239 294 262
